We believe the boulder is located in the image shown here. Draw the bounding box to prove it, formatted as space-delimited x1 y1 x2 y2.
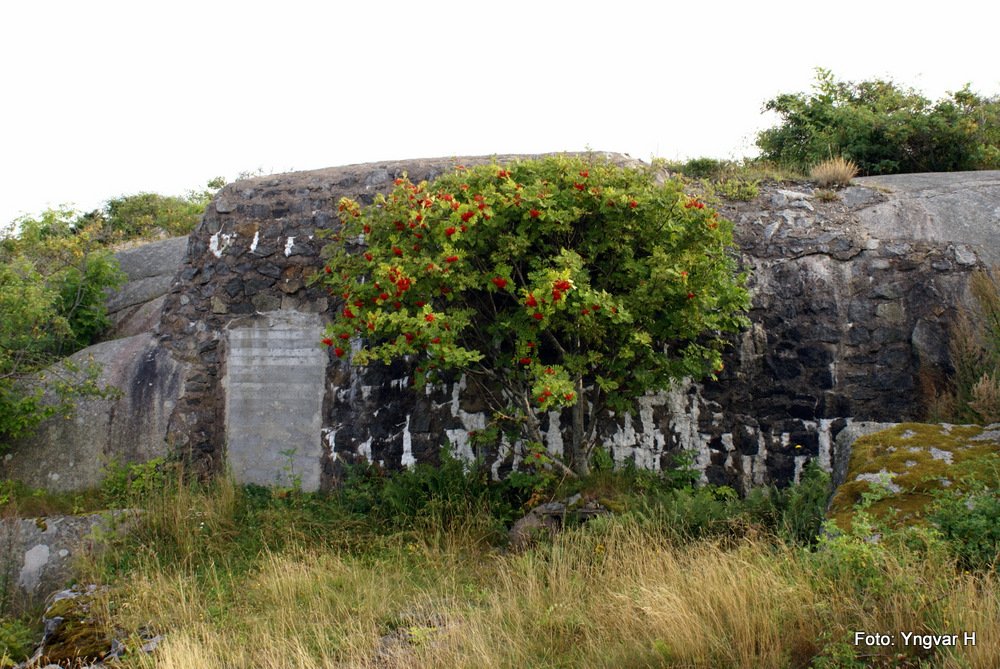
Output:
2 334 184 492
827 422 1000 531
508 502 567 549
103 236 188 339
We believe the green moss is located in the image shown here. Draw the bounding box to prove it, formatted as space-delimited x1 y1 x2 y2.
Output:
39 593 112 664
828 423 1000 531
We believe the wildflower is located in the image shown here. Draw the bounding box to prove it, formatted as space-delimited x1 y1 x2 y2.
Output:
461 211 475 223
529 209 541 218
322 338 333 346
364 253 373 261
446 255 459 263
425 314 435 322
574 182 586 191
520 358 531 365
393 246 402 256
334 348 345 358
525 294 538 307
492 278 508 288
533 313 543 320
445 227 456 236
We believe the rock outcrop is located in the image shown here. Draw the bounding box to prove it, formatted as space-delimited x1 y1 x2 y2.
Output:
4 156 998 494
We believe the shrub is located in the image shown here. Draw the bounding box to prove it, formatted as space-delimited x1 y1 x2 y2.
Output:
100 178 224 241
809 156 859 188
758 68 1000 174
677 157 734 179
716 177 760 201
0 212 124 453
926 453 1000 572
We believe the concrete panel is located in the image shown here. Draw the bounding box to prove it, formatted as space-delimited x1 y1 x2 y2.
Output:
222 310 326 491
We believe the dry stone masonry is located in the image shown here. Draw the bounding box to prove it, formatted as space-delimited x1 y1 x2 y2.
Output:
5 155 999 495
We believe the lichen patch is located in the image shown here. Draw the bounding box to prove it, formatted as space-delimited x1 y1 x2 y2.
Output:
828 422 1000 531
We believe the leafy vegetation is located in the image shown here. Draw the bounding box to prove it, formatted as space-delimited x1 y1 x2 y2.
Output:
100 178 224 241
757 67 1000 175
0 211 124 453
0 179 223 454
316 155 750 475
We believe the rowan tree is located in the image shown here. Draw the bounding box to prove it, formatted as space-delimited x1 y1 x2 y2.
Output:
316 155 749 475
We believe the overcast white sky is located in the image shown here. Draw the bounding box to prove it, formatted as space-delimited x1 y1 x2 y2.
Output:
2 0 998 228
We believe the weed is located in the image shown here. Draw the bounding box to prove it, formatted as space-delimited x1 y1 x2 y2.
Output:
810 156 859 188
716 177 760 201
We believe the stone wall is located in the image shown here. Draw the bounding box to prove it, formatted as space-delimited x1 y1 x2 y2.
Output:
5 156 998 493
154 156 995 492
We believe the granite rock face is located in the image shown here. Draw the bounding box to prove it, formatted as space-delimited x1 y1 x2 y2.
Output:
2 334 185 492
5 155 998 494
103 236 189 339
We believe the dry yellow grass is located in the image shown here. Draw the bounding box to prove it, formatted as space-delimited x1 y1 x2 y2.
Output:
810 156 859 188
89 514 1000 669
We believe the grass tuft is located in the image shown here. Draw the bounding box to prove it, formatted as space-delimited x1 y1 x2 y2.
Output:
810 156 859 188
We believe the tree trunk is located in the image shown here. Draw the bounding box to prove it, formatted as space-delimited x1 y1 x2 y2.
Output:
570 375 589 476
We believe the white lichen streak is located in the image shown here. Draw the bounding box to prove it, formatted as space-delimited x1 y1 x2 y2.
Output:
285 236 295 257
209 231 233 258
661 384 711 482
440 378 488 462
818 418 835 472
250 231 259 253
401 415 415 467
742 430 769 487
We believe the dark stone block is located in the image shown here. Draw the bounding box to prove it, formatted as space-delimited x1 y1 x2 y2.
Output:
872 327 908 345
766 356 802 380
809 369 835 390
797 346 832 367
812 324 842 343
876 347 911 367
225 278 244 297
258 263 283 279
244 278 275 296
846 325 869 346
848 299 873 321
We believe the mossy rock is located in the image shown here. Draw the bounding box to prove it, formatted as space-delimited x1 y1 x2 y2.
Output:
39 589 112 664
828 422 1000 531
